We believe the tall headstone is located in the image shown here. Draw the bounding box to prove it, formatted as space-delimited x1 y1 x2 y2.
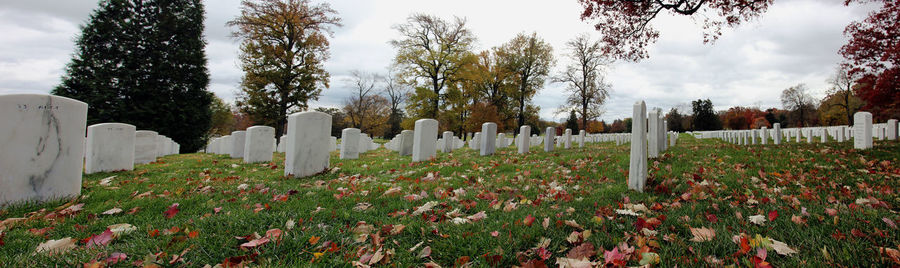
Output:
230 131 246 159
134 130 159 165
854 112 873 149
284 111 331 178
578 130 586 147
773 123 782 145
628 101 647 192
398 130 414 156
340 128 361 159
480 122 498 156
820 128 828 143
518 125 531 154
85 123 136 174
442 131 454 153
760 127 768 145
544 127 555 152
412 119 438 162
244 126 275 163
0 94 87 204
563 129 572 149
648 110 659 158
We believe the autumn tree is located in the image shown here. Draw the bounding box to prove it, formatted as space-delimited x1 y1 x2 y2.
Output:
343 71 390 135
54 0 213 153
841 0 899 121
577 0 773 61
781 84 815 127
390 14 476 119
208 95 235 136
228 0 341 137
498 32 555 130
382 67 409 139
461 49 516 129
555 33 611 131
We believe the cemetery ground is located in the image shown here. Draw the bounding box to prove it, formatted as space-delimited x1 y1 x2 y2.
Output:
1 135 898 267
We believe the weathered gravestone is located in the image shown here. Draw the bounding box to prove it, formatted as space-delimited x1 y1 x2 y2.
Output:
0 94 87 204
854 112 873 149
480 122 498 156
628 101 647 192
244 125 275 163
284 111 331 178
85 123 135 174
340 128 361 160
230 131 246 159
412 119 438 162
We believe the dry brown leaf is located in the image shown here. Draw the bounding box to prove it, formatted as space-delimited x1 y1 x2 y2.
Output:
689 227 716 242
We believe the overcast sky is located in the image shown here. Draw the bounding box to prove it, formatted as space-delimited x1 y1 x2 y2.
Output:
0 0 877 122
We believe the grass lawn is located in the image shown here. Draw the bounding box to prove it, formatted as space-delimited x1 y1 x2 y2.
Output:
1 134 898 267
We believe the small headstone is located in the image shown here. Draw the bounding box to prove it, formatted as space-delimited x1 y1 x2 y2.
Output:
284 111 331 178
340 128 361 159
563 129 572 149
773 123 782 145
480 122 498 156
85 123 135 174
412 119 438 162
244 125 275 163
887 119 898 140
0 94 87 204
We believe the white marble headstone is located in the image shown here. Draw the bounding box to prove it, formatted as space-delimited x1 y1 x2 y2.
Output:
134 130 159 165
230 131 246 159
284 111 331 178
340 128 360 160
480 122 497 156
0 94 88 204
629 101 647 192
412 119 438 162
854 112 873 149
244 125 275 163
85 123 135 174
399 130 414 156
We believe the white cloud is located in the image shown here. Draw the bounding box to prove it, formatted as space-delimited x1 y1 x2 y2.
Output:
0 0 877 123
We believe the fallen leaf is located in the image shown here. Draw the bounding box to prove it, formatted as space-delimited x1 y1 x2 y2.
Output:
101 208 123 215
467 211 487 222
240 236 270 249
524 215 536 226
108 224 136 236
566 242 595 260
35 237 76 255
768 210 778 221
418 246 431 259
556 257 592 268
164 203 180 219
308 236 320 245
689 227 716 242
770 239 797 256
106 252 127 264
749 215 766 226
85 229 114 249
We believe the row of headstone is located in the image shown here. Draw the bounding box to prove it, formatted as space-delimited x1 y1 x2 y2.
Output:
694 112 897 151
627 102 679 193
1 94 183 204
337 129 380 160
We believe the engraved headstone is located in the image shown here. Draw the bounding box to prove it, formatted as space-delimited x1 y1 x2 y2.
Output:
230 131 246 159
244 125 275 163
85 123 135 174
480 122 498 156
340 128 361 159
854 112 873 149
629 101 647 192
412 119 438 162
284 112 331 178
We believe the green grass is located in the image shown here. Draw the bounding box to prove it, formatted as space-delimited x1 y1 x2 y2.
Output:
1 134 898 267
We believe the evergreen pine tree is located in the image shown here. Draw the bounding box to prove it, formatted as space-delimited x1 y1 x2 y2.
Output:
566 110 580 131
54 0 212 153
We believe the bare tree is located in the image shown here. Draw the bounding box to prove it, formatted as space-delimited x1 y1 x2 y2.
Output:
781 83 814 127
554 33 611 130
343 70 389 135
382 67 409 139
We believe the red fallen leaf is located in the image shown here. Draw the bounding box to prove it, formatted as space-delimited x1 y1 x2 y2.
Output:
739 236 751 254
265 229 283 242
522 259 548 268
455 256 471 266
768 210 778 221
825 208 838 216
567 242 596 259
28 227 54 237
482 254 502 266
851 229 866 238
222 253 259 266
164 203 180 219
188 230 199 239
85 229 114 249
127 207 141 215
213 207 222 214
105 252 127 264
272 194 288 202
524 215 536 226
148 229 159 237
832 230 846 240
706 213 718 223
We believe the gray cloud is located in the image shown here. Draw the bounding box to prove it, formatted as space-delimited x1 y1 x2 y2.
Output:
0 0 876 124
